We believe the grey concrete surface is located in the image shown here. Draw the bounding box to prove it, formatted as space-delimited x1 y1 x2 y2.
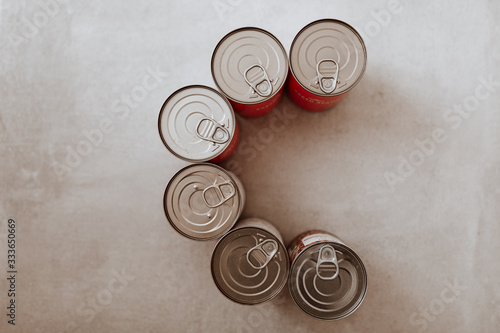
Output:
1 0 499 332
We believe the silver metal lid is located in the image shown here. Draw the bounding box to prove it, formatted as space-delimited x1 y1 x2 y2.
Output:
158 85 236 162
211 27 288 104
211 227 289 304
290 19 367 96
289 242 367 320
164 163 243 240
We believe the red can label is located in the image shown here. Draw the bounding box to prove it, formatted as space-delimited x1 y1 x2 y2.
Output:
210 119 240 163
229 85 284 117
288 230 342 263
286 72 346 112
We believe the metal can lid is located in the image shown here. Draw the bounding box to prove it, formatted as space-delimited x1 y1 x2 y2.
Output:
289 19 367 96
164 163 243 240
289 242 367 320
211 27 288 104
211 226 289 304
158 85 236 162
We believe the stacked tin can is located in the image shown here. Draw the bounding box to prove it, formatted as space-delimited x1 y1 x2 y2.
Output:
212 27 288 118
288 230 367 320
159 19 368 320
287 19 367 111
211 218 289 305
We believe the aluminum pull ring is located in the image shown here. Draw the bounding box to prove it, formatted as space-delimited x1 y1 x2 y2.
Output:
316 245 339 280
202 180 236 208
244 64 273 97
246 239 278 270
196 117 230 145
316 59 339 94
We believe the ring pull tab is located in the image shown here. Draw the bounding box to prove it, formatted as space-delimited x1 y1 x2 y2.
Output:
196 117 230 145
244 64 273 97
316 59 339 94
246 239 278 270
316 245 339 280
202 180 236 208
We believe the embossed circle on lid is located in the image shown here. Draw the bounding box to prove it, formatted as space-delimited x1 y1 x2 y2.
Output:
158 85 235 162
290 19 367 96
289 241 367 320
164 163 243 240
211 227 289 304
211 27 288 104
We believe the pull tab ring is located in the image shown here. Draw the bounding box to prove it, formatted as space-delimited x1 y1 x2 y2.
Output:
316 245 339 280
246 239 278 270
196 117 230 145
244 64 273 97
202 180 236 208
316 59 339 94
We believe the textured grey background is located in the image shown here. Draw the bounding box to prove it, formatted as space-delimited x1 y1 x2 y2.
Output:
1 0 500 332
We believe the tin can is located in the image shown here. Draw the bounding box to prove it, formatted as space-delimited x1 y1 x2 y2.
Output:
163 163 245 241
211 217 289 304
287 19 367 111
288 230 367 320
211 27 288 118
158 85 239 163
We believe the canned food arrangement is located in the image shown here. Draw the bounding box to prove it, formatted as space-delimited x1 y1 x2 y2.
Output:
159 19 367 320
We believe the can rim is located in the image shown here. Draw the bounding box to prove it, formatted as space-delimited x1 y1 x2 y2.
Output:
211 226 290 304
211 27 288 105
289 18 367 97
158 85 235 163
288 240 368 320
163 163 243 241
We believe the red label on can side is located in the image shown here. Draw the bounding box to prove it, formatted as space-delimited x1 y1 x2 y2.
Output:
210 119 240 163
286 71 346 112
288 230 340 263
229 85 285 118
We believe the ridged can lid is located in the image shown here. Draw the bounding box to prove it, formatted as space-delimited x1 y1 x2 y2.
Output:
289 19 367 96
211 222 289 304
211 27 288 104
289 240 367 320
164 163 244 240
158 85 236 162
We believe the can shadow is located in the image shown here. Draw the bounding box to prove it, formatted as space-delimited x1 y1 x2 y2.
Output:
220 68 422 238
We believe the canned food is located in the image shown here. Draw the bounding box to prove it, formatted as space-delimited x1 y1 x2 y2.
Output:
158 85 239 163
288 230 367 320
211 27 288 118
287 19 367 111
211 218 289 304
163 163 245 240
